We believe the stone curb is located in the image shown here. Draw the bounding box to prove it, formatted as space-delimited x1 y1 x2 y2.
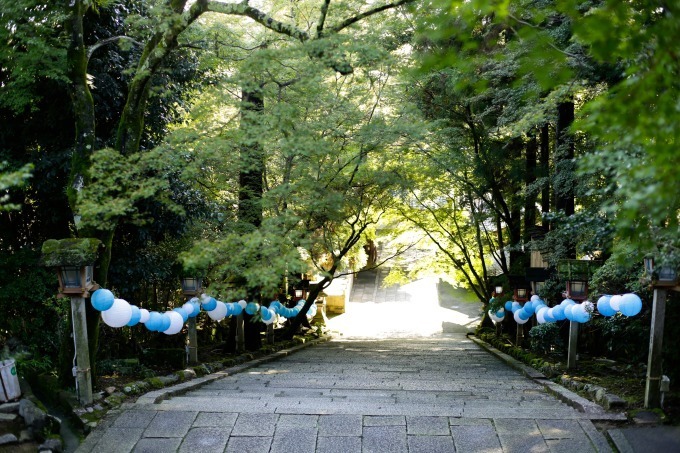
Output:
468 334 627 422
135 335 333 405
607 428 635 453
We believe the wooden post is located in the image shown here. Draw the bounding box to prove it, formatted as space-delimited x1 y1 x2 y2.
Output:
266 324 274 345
516 323 524 346
70 297 93 405
236 313 245 353
567 320 578 369
187 317 198 364
645 287 667 408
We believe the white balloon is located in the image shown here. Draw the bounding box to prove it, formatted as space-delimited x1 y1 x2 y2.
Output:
610 294 623 311
139 308 150 323
536 306 548 324
531 295 540 302
182 302 194 313
262 312 276 324
207 301 228 321
238 299 247 309
514 310 529 324
102 299 133 328
163 311 184 335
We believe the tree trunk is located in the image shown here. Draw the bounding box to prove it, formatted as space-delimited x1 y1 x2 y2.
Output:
524 132 537 241
555 101 575 258
238 85 265 350
540 123 550 228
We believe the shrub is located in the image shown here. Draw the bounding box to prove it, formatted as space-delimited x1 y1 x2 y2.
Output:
529 323 564 355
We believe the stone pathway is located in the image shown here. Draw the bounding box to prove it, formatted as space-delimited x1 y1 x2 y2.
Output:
77 271 613 452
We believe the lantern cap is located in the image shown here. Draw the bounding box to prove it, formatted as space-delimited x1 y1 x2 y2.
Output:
41 238 102 267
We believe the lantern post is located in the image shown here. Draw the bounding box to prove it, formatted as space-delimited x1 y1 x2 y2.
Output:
41 238 101 406
643 257 679 408
181 277 202 364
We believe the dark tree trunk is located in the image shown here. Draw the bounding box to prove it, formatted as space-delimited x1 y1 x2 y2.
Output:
238 85 265 351
555 101 576 258
524 132 538 242
540 124 550 228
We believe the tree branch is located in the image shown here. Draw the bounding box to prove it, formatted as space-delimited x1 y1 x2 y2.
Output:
207 1 310 42
317 0 332 37
327 0 415 33
87 36 142 61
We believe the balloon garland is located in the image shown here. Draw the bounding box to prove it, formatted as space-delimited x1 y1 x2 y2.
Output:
90 289 317 335
487 293 643 325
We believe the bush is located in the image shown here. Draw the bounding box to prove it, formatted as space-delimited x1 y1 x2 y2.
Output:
529 323 565 355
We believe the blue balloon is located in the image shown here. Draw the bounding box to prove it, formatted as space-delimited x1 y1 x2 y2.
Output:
159 313 172 332
270 301 282 313
564 304 575 321
511 302 521 313
188 301 200 317
297 300 306 306
505 301 513 311
495 309 505 318
552 305 566 321
245 302 259 315
620 293 643 317
543 309 556 323
523 302 536 315
126 305 141 326
261 308 272 321
231 304 243 316
597 295 616 317
202 296 217 311
91 289 115 311
174 307 189 323
518 309 531 320
146 312 162 331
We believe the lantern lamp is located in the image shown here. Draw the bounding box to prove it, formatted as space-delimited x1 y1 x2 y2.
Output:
567 280 588 301
181 277 203 297
495 285 503 295
642 257 678 287
41 238 100 296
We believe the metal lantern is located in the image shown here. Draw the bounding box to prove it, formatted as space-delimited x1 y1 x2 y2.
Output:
644 257 679 286
57 265 94 295
513 287 529 302
181 277 203 296
567 280 588 301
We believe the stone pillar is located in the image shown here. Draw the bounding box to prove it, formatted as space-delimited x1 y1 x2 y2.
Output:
645 288 667 408
236 314 245 353
187 317 198 365
70 297 93 405
567 320 578 369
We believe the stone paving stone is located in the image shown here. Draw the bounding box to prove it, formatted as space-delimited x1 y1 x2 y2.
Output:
362 426 407 453
547 437 597 453
231 413 278 436
451 425 502 453
449 417 493 426
536 419 584 439
178 427 229 453
277 414 319 427
90 428 145 453
497 433 549 452
112 410 158 429
225 436 272 453
363 415 405 426
493 418 541 435
318 414 362 436
406 416 450 435
407 435 455 453
132 437 182 453
317 436 362 453
143 411 197 438
192 411 238 428
270 426 317 453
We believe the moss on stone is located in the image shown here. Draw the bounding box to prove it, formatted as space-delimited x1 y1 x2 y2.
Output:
41 238 102 267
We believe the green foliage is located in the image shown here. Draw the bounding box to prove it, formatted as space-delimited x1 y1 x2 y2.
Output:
0 249 68 370
529 323 564 356
0 162 33 211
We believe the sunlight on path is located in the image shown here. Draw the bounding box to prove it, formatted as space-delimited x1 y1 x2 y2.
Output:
327 275 480 339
